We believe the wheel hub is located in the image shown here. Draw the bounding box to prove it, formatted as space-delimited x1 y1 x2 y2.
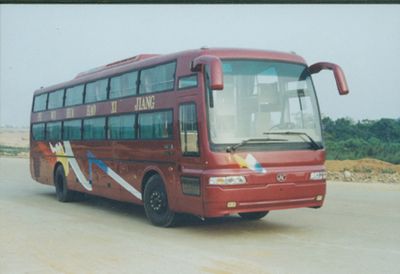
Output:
149 191 166 213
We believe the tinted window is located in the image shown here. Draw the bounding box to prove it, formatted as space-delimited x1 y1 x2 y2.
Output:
208 60 323 148
32 123 45 140
83 117 106 140
48 89 64 109
85 79 108 103
179 103 199 155
65 85 84 106
108 114 136 139
33 93 48 112
63 119 82 140
110 71 137 99
47 121 62 140
178 75 198 89
139 62 176 94
139 110 172 139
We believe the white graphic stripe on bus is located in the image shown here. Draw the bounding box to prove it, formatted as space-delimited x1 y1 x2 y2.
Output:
63 141 93 191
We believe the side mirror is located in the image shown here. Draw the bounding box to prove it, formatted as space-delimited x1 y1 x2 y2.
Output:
309 62 349 95
192 55 224 90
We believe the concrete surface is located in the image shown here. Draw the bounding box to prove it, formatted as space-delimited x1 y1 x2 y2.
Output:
0 157 399 274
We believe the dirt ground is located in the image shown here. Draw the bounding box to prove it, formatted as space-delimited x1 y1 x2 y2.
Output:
326 158 400 173
0 128 29 147
326 158 400 183
1 157 400 274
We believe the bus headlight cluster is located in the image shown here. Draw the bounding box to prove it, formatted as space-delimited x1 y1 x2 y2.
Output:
209 176 246 185
310 171 327 180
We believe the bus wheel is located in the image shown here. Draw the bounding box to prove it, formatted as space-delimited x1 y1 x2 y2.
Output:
54 165 73 202
143 175 176 227
239 211 269 220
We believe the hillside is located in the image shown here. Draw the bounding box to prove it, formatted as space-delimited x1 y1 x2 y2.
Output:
326 158 400 183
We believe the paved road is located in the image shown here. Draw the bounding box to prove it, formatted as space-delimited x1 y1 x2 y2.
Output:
1 157 399 274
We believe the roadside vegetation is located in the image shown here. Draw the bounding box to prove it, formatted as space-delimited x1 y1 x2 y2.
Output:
322 117 400 164
0 145 29 157
322 117 400 183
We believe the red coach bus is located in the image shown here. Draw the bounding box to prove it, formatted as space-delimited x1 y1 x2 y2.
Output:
30 48 349 227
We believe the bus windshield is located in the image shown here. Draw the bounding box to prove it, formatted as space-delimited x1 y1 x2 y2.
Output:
208 60 323 151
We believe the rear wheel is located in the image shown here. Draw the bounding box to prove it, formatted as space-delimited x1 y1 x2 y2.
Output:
143 175 177 227
54 165 74 202
239 211 269 220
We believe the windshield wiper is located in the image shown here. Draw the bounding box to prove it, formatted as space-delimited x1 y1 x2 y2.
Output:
263 131 322 150
226 137 287 153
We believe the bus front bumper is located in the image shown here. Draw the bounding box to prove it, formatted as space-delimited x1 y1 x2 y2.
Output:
202 181 326 217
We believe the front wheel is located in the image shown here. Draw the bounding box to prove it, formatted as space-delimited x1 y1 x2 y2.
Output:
239 211 269 220
143 175 177 227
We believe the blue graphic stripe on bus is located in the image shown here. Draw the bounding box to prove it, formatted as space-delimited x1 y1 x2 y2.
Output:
254 162 265 174
87 151 108 182
86 150 142 200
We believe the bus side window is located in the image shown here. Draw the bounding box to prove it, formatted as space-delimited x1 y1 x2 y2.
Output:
32 123 45 140
63 119 82 140
46 121 62 140
110 71 137 99
65 85 84 106
139 62 176 94
85 79 108 103
178 75 198 90
179 103 199 156
138 110 173 139
33 93 48 112
83 117 106 140
108 114 136 139
48 89 64 110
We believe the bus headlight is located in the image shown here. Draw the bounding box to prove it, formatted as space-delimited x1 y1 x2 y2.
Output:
310 171 327 180
209 176 246 185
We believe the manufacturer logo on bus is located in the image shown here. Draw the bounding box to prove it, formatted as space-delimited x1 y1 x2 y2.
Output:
276 173 287 183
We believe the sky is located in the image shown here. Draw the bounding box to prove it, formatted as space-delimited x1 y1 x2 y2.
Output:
1 4 399 127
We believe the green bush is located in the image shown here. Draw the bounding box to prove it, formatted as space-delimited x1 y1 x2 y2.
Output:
322 117 400 164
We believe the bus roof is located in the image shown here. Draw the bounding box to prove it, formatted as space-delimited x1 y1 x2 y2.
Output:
33 48 307 95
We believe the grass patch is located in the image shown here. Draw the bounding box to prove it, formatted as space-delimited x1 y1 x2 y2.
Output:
381 168 396 174
352 166 373 173
0 145 29 156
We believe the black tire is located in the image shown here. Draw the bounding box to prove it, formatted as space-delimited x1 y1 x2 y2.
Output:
143 175 177 227
54 165 74 202
239 211 269 220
